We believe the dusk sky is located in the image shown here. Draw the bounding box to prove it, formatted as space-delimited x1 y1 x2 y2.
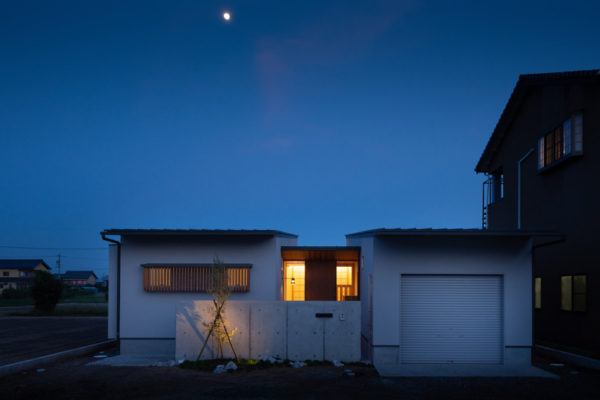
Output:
1 0 599 278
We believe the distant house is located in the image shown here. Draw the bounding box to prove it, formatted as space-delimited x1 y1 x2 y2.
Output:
0 259 51 294
58 270 98 286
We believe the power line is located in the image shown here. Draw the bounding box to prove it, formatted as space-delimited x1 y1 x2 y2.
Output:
0 245 105 250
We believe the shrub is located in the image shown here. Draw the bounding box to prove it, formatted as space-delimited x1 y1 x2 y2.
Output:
1 287 31 299
30 271 63 312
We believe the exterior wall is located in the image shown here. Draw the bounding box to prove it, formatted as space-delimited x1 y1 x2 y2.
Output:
485 81 600 357
118 234 296 355
64 276 97 286
0 269 18 294
0 269 39 278
346 235 375 359
0 269 20 278
33 264 49 272
274 236 298 300
352 235 533 365
176 300 361 361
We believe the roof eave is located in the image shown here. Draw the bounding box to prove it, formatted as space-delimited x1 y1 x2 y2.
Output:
347 228 561 238
101 229 298 239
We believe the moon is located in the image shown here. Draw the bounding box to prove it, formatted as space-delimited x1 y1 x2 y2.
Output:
223 11 231 21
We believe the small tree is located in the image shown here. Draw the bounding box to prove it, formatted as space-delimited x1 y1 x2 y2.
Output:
30 270 63 313
198 257 238 361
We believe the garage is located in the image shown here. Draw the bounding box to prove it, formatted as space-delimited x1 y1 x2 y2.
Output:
347 229 537 368
400 274 504 364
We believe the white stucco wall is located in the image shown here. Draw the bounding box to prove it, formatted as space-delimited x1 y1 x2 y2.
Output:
347 235 375 358
348 234 533 365
116 233 296 354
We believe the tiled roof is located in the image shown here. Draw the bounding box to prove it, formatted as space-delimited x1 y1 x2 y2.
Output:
0 259 51 270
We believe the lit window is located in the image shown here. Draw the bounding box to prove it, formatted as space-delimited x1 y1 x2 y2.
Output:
284 262 305 301
142 264 251 293
534 277 542 309
538 112 583 170
561 274 586 312
336 263 358 301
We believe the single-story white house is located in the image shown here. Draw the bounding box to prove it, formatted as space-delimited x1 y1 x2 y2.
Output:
101 228 553 368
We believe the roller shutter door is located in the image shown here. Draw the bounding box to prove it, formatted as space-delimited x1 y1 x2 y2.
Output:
400 275 503 364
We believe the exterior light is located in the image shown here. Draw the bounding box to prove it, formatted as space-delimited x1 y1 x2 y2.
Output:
291 277 296 285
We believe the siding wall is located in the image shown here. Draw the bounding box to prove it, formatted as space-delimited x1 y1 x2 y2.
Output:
484 81 600 356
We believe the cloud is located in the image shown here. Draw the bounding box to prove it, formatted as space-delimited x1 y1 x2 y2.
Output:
254 1 410 123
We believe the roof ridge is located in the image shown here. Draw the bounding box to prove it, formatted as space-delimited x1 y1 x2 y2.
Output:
519 69 600 80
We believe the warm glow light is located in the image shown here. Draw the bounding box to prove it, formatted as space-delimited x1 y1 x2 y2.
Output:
223 11 231 21
284 262 305 301
336 266 352 285
336 265 357 301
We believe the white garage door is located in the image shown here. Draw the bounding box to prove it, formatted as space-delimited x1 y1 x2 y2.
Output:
400 275 503 364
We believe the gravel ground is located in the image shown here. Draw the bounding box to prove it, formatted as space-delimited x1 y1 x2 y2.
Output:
0 349 598 400
0 316 107 365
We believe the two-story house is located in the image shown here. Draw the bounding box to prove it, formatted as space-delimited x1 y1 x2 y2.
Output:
476 69 600 361
0 259 52 294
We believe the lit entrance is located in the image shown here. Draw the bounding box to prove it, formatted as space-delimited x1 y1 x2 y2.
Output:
282 247 360 301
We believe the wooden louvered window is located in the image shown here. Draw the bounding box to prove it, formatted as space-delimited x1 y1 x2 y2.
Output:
142 264 251 293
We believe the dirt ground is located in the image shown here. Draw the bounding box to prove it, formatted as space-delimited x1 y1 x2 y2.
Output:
0 316 107 365
1 349 599 400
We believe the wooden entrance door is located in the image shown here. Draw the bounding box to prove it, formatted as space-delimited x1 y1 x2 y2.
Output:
305 259 336 300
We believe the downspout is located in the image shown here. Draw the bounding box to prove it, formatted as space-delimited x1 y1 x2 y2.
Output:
101 232 121 340
517 148 535 230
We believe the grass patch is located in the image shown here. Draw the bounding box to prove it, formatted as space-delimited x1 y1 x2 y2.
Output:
343 361 373 368
0 298 35 307
10 305 107 316
0 293 107 307
60 294 107 304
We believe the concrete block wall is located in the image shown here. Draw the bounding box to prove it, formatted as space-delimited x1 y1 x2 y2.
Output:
176 300 360 361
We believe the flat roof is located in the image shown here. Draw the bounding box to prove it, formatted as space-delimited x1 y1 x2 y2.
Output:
346 228 560 238
101 229 298 238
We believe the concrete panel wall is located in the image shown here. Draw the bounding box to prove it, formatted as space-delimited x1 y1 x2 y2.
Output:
118 234 295 344
176 300 361 361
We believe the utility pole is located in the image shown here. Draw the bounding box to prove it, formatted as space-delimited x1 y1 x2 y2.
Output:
57 253 61 278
